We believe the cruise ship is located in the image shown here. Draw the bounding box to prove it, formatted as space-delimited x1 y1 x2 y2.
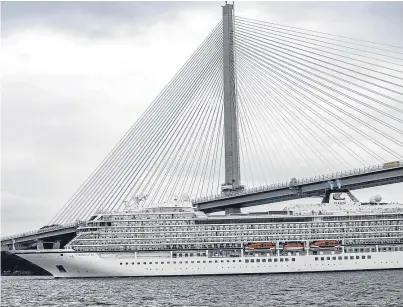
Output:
12 192 403 278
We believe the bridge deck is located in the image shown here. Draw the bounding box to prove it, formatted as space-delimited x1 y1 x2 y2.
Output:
193 163 403 213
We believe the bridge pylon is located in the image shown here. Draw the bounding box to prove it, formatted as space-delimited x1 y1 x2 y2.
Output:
222 2 243 196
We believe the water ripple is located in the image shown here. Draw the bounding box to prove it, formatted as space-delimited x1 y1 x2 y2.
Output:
1 271 403 307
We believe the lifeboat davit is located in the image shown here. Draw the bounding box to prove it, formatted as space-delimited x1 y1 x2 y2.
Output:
283 242 304 251
244 242 276 251
310 240 340 249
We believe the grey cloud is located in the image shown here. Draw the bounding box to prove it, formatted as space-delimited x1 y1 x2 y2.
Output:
2 2 403 42
1 1 216 38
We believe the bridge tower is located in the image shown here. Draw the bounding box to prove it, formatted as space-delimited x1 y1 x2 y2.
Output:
222 2 243 197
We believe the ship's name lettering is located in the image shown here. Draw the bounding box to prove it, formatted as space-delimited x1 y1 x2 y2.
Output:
333 201 347 205
76 253 95 256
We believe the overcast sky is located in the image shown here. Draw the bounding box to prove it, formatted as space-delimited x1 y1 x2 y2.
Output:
2 1 403 236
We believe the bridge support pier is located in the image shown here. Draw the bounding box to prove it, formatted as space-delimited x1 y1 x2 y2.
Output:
1 245 11 251
225 207 241 215
37 240 44 250
222 2 243 194
53 240 61 249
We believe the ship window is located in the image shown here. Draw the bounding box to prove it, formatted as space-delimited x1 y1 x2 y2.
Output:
256 259 260 263
173 261 176 264
245 259 249 263
209 260 213 263
356 256 359 259
285 258 289 262
60 254 63 257
326 257 330 260
149 262 152 264
131 262 134 265
185 261 188 264
221 260 224 263
143 262 146 265
251 259 254 263
344 256 348 260
262 259 266 262
56 265 67 273
338 256 342 260
315 257 319 261
280 258 284 262
215 260 218 263
268 259 272 262
274 259 278 262
362 256 365 259
120 262 123 265
161 262 164 264
197 261 200 263
350 256 354 260
332 257 336 260
179 261 183 264
239 260 242 262
233 260 236 263
292 258 295 262
368 255 371 259
321 257 324 261
137 262 140 265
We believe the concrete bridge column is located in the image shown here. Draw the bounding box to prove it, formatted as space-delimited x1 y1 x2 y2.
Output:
37 240 44 250
222 3 242 193
1 245 12 251
53 240 61 249
225 207 241 215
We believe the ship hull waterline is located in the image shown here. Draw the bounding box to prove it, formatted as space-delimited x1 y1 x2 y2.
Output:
12 249 403 278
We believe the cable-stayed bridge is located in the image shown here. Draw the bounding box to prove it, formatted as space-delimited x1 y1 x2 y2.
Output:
2 4 403 250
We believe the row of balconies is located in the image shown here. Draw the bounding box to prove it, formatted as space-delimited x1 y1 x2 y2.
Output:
71 232 403 246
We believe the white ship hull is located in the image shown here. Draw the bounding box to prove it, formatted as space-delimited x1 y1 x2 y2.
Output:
13 249 403 278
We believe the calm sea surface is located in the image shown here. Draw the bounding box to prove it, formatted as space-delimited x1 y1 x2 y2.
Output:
1 271 403 307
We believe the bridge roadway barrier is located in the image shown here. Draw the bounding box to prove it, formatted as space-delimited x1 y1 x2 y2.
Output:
193 164 403 213
1 223 78 249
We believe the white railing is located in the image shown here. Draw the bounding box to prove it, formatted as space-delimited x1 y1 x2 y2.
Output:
193 161 402 204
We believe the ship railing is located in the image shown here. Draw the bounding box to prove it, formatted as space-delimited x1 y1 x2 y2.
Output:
94 209 121 214
192 161 402 204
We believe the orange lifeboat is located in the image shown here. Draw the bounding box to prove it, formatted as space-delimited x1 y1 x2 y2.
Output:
310 240 340 249
283 242 304 251
245 242 276 251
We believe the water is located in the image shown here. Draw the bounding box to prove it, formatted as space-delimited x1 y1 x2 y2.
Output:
1 271 403 307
